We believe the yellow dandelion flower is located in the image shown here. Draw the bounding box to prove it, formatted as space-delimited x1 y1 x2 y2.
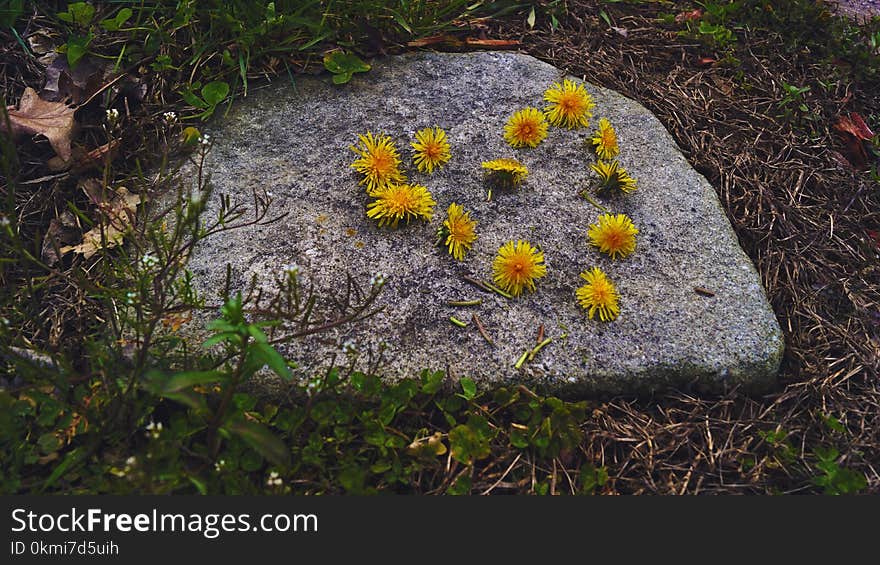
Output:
492 240 547 297
588 213 638 259
481 158 529 190
503 107 549 148
590 118 619 160
576 267 620 322
350 131 405 195
590 159 638 195
366 183 436 228
436 203 477 260
412 126 452 174
543 79 595 129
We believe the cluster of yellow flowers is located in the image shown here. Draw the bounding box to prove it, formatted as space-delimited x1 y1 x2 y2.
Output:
480 80 601 300
350 127 478 259
489 79 640 320
579 106 641 322
348 77 642 322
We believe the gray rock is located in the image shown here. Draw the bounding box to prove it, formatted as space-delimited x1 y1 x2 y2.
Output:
179 51 783 396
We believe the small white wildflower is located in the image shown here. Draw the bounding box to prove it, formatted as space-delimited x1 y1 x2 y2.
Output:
283 263 301 283
125 456 137 468
266 471 283 487
0 216 9 227
140 253 159 268
199 133 212 146
265 190 274 198
341 339 358 356
145 420 163 439
125 291 137 305
106 108 120 126
163 111 177 123
284 263 300 275
214 459 226 472
369 271 387 288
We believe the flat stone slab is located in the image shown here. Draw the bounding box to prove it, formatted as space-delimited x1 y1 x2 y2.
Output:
182 51 783 395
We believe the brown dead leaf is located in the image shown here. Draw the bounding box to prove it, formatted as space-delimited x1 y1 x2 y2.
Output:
42 56 106 105
833 113 877 170
26 32 55 56
60 184 142 258
676 9 703 23
41 210 80 266
47 139 121 173
834 112 875 141
839 134 869 169
161 312 192 332
709 74 734 96
830 149 858 172
80 178 109 207
5 87 76 160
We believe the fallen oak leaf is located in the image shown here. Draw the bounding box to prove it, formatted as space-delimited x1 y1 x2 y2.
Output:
5 87 77 160
60 185 141 259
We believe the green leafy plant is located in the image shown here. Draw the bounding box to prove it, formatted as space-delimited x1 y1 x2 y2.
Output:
776 82 813 122
99 8 133 32
323 51 371 85
811 447 867 495
696 19 734 47
758 428 797 466
56 2 97 67
145 293 293 467
179 81 231 120
56 1 96 27
579 464 609 495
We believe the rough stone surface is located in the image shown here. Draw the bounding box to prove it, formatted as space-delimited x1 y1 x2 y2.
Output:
180 51 783 396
